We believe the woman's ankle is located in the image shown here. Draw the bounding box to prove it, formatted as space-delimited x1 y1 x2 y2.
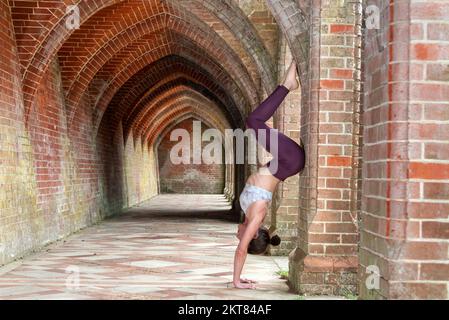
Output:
282 80 298 91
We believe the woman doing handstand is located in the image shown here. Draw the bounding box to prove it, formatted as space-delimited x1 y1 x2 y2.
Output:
233 61 305 289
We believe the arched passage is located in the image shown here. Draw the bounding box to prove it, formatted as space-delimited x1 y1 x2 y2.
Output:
156 116 225 194
14 0 278 124
6 0 448 301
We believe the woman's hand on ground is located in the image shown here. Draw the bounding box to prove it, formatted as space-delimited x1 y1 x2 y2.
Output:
240 278 257 284
233 281 256 289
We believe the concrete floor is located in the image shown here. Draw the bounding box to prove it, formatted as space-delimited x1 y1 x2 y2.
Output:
0 195 346 300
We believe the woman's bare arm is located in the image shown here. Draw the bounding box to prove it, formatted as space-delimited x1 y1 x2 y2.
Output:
233 215 262 289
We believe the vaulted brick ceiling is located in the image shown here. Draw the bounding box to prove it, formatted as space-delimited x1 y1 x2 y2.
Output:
10 0 277 149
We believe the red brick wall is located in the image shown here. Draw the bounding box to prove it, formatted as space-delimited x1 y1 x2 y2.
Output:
27 58 102 232
0 2 159 265
360 0 449 299
2 0 448 299
0 1 39 264
284 0 360 296
315 1 360 261
0 2 107 265
158 117 225 194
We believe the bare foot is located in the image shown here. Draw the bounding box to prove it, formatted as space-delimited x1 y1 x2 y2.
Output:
233 281 256 289
282 61 300 91
240 278 257 284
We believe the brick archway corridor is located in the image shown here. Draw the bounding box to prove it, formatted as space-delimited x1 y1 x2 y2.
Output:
1 0 448 300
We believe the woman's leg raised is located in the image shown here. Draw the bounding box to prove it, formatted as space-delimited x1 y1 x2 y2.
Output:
245 84 290 154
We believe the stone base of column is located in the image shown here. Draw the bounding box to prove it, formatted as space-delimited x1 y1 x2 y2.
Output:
288 247 359 296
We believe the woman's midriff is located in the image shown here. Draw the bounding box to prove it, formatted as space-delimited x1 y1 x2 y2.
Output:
246 166 280 194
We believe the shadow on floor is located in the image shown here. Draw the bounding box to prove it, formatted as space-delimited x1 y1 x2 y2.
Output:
0 194 298 300
112 194 239 223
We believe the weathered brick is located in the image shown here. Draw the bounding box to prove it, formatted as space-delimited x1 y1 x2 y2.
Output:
1 0 447 301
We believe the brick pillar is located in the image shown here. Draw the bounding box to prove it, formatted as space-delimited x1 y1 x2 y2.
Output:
289 0 360 296
360 0 449 299
270 35 303 255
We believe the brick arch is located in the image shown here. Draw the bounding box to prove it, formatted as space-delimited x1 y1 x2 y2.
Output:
155 113 221 149
265 0 310 83
164 0 277 92
138 93 230 148
148 103 235 200
12 0 276 122
61 13 168 96
104 60 239 132
121 101 223 156
10 0 124 73
60 11 259 118
126 80 235 142
138 91 229 148
123 72 230 133
154 112 227 152
88 35 254 130
98 55 240 130
151 108 227 151
97 57 241 147
10 0 270 123
149 106 229 195
12 0 125 124
58 2 259 98
91 43 249 135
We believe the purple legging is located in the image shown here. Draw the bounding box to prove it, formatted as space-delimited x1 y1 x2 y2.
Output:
245 85 305 181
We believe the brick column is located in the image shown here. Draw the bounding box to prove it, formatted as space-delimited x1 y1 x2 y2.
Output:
269 35 303 255
360 0 449 299
289 0 361 296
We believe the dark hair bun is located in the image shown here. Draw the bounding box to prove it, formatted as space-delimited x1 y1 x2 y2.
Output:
270 235 281 246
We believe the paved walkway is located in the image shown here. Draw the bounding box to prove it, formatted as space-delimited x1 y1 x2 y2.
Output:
0 195 300 300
